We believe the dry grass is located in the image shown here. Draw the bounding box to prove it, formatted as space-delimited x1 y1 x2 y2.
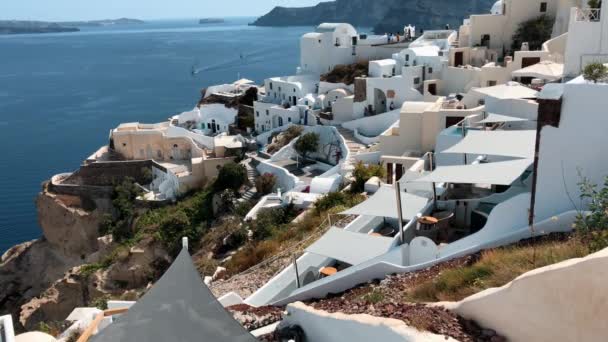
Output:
407 237 590 302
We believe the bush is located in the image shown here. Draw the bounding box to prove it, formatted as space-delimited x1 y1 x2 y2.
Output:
352 161 386 193
583 62 608 83
99 177 142 242
321 61 369 85
511 15 555 51
574 175 608 251
251 206 297 241
295 132 320 160
213 163 247 192
314 191 365 215
255 173 277 195
158 210 203 255
267 125 304 154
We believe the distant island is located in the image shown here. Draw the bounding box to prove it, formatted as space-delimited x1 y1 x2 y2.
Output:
0 18 144 35
251 0 495 33
60 18 145 27
199 18 225 24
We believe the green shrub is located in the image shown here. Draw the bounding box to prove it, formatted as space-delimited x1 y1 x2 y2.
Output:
583 62 608 83
213 163 248 192
99 177 142 242
574 175 608 251
158 210 204 254
352 161 386 193
314 192 364 215
255 173 277 195
251 206 297 241
295 132 320 160
511 15 555 51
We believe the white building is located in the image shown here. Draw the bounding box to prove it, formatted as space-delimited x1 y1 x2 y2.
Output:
563 1 608 77
458 0 579 55
300 23 411 76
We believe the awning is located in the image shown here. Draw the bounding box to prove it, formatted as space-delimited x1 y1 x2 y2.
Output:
91 248 256 342
472 82 539 100
441 130 536 159
306 228 394 265
412 158 533 185
340 185 429 220
512 61 564 81
478 113 529 124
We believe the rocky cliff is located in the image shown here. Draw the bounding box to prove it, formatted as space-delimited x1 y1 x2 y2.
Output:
252 0 496 33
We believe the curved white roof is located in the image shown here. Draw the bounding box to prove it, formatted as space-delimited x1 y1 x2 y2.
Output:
316 23 350 32
491 0 504 15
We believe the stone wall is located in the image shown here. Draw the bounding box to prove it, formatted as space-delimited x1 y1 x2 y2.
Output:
63 160 156 187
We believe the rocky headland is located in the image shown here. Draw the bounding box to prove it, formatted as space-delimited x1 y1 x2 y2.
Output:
251 0 496 33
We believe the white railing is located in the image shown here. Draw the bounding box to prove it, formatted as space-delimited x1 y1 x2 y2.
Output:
0 315 15 342
576 8 601 22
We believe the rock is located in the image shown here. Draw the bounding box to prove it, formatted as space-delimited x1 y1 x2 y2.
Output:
36 190 105 256
19 268 104 330
212 267 228 281
0 239 82 330
103 237 170 290
204 276 213 286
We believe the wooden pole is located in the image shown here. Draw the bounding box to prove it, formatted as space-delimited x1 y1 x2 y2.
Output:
76 313 105 342
395 181 405 245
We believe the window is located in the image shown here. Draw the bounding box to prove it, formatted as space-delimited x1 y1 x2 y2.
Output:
414 77 420 84
266 110 269 116
288 117 292 122
269 83 273 90
293 88 296 92
256 111 259 117
487 80 497 86
405 54 410 61
278 87 282 91
540 2 547 12
428 67 433 74
122 143 127 147
173 144 178 148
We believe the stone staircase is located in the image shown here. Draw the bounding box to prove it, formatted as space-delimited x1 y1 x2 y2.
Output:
336 127 366 177
240 157 260 202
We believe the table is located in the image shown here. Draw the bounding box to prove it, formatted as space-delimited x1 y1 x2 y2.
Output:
319 267 338 277
418 216 439 225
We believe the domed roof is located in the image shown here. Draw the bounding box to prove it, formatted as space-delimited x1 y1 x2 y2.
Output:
15 332 57 342
491 0 504 15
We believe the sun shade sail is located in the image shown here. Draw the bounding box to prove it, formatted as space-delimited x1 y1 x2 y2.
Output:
441 130 536 159
472 83 539 99
412 158 533 185
90 248 256 342
306 228 394 265
512 61 564 81
340 185 429 220
478 113 529 124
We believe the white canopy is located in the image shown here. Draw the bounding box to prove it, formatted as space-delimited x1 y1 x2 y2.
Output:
341 185 429 220
478 113 529 124
306 228 394 265
441 130 536 159
512 61 564 81
472 82 539 99
413 158 533 185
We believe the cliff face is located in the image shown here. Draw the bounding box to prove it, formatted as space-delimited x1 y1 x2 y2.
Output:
252 0 495 33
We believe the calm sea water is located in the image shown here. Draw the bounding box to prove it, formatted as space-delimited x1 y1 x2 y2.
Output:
0 18 313 253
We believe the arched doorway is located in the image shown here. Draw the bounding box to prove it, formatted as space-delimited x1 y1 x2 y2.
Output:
374 88 387 114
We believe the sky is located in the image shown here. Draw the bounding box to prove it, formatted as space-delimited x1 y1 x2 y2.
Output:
2 0 322 21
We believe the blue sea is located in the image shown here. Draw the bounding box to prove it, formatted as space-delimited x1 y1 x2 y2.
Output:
0 18 313 253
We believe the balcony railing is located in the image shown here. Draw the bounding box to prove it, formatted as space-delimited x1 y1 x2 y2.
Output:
576 8 601 22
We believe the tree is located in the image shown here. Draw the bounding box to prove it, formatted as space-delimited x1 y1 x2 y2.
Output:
351 161 386 193
588 0 602 9
213 163 247 192
295 132 320 161
99 177 142 242
511 15 555 51
255 173 277 195
583 62 608 83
